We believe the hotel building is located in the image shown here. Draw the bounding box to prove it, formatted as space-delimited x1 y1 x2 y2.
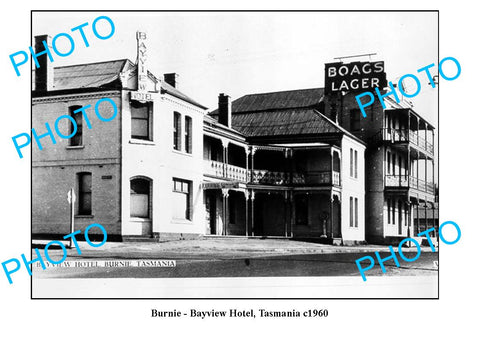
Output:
32 32 435 245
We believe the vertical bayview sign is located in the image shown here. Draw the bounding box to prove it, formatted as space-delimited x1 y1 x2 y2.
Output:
131 31 151 102
136 31 148 92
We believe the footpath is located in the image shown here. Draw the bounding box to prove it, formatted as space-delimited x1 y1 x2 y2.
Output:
32 237 438 260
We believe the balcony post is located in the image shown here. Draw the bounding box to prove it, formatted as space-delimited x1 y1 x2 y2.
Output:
416 117 419 145
416 152 419 189
221 139 229 178
250 191 255 236
284 191 289 238
250 147 256 182
244 189 249 237
408 111 411 142
289 192 294 237
245 146 250 182
222 188 229 236
424 198 428 233
425 123 428 151
331 148 334 185
424 154 428 191
416 201 420 234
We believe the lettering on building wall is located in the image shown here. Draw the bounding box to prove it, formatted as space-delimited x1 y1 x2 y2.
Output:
325 61 387 94
130 91 153 102
137 31 148 92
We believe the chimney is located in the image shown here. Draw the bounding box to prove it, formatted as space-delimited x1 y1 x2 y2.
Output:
34 35 54 92
164 73 179 88
218 93 232 128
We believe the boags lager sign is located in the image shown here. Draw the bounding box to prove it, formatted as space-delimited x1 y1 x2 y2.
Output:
324 61 387 94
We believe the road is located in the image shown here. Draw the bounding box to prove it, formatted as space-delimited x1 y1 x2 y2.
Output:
32 250 438 279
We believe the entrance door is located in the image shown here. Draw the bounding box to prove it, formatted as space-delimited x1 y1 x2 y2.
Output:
208 192 217 235
254 197 264 236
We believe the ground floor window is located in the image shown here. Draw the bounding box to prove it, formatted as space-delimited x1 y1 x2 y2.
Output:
78 172 92 215
350 196 358 228
130 177 151 218
173 178 192 220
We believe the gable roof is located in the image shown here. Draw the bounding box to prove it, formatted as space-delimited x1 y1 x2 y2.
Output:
231 108 342 137
52 59 127 90
208 87 364 144
32 59 207 109
210 88 324 115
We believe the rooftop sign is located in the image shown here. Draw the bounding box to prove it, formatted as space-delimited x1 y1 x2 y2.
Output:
324 61 387 94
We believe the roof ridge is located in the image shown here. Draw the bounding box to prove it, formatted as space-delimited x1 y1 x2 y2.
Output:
240 87 324 97
51 58 133 70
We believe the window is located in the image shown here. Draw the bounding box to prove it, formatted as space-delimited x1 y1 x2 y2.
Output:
295 194 308 225
69 106 82 146
350 197 354 227
173 112 181 151
350 148 358 178
78 172 92 215
350 109 361 131
350 148 353 177
131 101 152 140
130 178 151 218
392 200 396 224
350 197 358 228
355 197 358 228
172 178 192 220
392 153 396 176
387 199 391 224
185 116 192 154
354 150 358 178
387 151 391 174
398 155 402 177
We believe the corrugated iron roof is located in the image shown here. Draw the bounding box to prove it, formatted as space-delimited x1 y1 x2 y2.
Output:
230 108 342 137
209 87 364 143
232 88 324 113
32 59 207 109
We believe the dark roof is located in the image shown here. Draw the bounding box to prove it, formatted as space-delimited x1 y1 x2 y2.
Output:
53 59 127 90
230 108 343 137
211 88 324 115
209 87 364 143
32 59 207 109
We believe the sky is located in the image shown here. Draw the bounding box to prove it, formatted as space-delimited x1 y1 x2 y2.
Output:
32 11 438 126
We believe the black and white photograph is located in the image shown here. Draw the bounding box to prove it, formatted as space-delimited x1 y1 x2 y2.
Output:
0 1 477 338
27 11 441 298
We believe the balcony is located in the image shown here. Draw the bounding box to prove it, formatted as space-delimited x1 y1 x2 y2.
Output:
385 175 435 195
250 170 340 186
204 160 340 186
204 160 248 182
373 128 434 157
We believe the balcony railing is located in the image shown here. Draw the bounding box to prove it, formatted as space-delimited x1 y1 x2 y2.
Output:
407 130 434 156
384 128 409 143
373 128 434 156
250 170 289 185
250 170 340 186
385 175 435 195
204 160 340 186
204 160 248 182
